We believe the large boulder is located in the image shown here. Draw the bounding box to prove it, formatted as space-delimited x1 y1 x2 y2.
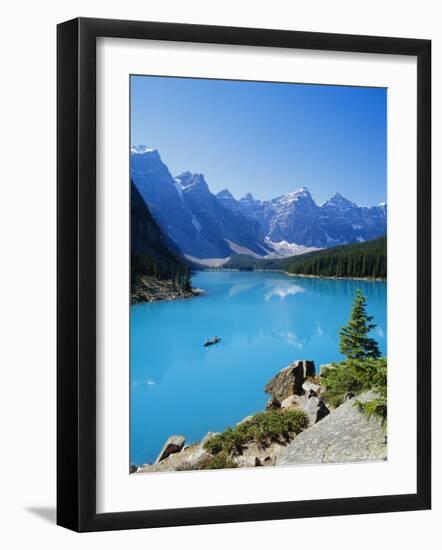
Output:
155 435 186 463
276 391 387 466
265 360 315 401
137 441 210 473
302 360 316 378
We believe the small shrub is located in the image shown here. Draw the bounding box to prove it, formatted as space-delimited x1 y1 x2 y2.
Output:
203 409 308 457
199 453 238 470
203 436 224 455
203 428 247 456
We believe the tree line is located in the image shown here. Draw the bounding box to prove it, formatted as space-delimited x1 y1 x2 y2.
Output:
286 237 386 278
131 253 192 290
225 237 386 279
131 180 192 290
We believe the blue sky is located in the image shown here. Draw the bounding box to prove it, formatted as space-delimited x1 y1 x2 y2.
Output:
131 75 386 205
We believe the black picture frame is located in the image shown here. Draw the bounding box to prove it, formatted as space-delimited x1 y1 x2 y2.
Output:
57 17 431 532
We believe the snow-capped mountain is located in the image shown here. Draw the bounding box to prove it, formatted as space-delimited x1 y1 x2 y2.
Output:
265 187 322 246
221 188 387 249
131 146 386 261
130 147 270 260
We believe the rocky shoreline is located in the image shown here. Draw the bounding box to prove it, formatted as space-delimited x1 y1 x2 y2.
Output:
131 275 205 305
132 359 387 474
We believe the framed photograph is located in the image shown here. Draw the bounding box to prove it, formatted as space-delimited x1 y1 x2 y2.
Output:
57 17 431 532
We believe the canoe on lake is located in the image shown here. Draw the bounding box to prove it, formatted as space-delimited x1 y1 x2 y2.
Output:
204 336 221 347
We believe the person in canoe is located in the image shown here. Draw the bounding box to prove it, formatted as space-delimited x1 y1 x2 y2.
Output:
204 336 221 347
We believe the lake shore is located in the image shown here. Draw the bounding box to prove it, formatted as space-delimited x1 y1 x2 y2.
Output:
203 267 386 282
282 271 386 282
131 275 204 305
130 270 387 464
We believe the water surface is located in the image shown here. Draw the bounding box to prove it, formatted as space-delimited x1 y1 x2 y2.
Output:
130 271 386 464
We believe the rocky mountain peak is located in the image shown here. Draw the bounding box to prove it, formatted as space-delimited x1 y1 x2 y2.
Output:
285 186 313 201
323 192 357 210
216 189 235 200
131 145 160 156
241 192 255 201
175 172 209 192
131 147 387 256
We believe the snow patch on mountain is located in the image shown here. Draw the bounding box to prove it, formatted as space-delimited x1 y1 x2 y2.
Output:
226 240 267 258
265 239 321 257
284 187 312 203
131 145 156 154
322 192 357 210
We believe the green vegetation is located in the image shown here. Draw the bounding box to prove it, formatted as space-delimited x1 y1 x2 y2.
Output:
322 357 387 410
203 409 309 457
356 391 387 424
131 180 192 289
200 453 238 470
175 453 238 471
224 237 386 279
321 290 387 423
339 290 381 360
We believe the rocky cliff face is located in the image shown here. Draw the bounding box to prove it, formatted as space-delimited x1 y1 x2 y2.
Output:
175 172 270 258
276 391 387 465
131 147 270 259
264 359 315 401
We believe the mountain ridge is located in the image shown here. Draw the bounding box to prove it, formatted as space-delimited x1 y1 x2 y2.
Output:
131 146 386 261
219 185 386 249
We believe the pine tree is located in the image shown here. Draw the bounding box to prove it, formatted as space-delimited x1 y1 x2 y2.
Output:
339 289 381 360
183 267 192 291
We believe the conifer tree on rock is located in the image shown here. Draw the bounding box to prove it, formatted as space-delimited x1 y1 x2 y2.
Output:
339 289 381 360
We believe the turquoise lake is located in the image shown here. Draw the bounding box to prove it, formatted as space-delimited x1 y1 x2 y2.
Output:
130 271 387 465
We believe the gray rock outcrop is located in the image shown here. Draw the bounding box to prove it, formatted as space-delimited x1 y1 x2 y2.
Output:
155 435 186 463
276 391 387 466
139 441 210 473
